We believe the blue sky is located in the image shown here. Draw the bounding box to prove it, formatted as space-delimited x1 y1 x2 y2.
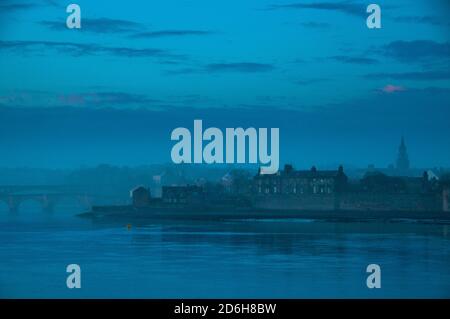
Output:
0 0 449 169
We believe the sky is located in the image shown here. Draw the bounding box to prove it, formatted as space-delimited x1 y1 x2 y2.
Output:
0 0 449 169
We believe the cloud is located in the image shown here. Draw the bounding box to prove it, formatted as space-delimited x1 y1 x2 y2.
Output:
0 0 58 13
40 18 145 34
39 17 213 39
380 40 450 62
2 86 450 168
43 0 59 6
164 68 199 76
164 62 275 75
0 90 161 108
0 1 35 12
130 30 213 39
295 78 329 85
381 84 405 94
0 40 183 59
330 55 379 65
393 16 449 27
205 63 275 73
0 89 53 107
299 22 331 29
269 1 364 16
58 92 160 107
365 70 450 81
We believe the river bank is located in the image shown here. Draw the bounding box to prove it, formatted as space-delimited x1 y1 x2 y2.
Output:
78 206 450 224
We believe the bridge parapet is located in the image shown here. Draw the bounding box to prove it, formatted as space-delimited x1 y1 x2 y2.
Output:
0 187 93 214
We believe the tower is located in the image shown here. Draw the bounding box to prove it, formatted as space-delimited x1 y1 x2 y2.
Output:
396 136 410 171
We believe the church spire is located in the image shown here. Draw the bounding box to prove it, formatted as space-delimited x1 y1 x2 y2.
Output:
396 136 410 171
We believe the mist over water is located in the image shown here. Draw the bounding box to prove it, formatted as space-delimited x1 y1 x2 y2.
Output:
1 206 449 298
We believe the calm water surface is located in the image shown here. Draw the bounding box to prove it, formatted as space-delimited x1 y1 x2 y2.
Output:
0 207 449 298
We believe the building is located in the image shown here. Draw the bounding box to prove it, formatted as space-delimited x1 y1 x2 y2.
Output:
396 136 410 171
130 186 151 207
251 165 347 210
360 170 437 194
162 185 203 204
254 164 347 195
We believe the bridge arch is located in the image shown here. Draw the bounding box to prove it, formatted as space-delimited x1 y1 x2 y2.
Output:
0 187 94 214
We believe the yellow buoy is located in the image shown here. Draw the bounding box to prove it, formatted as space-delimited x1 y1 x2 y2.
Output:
126 223 132 231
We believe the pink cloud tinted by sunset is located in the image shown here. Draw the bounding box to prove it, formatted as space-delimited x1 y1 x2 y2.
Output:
382 84 405 93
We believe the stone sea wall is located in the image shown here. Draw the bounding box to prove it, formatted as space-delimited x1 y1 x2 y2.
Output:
252 192 443 212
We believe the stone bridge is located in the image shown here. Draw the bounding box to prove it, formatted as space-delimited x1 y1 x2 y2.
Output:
0 185 94 213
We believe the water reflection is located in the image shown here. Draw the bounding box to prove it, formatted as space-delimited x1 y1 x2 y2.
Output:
0 212 449 298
